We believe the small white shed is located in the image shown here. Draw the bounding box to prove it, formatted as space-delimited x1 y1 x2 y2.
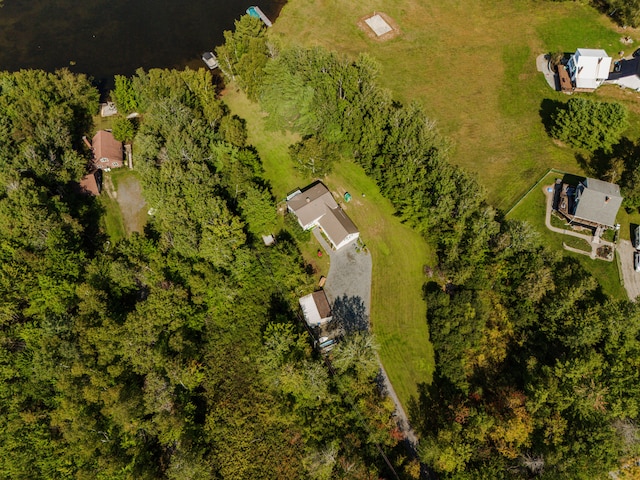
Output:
299 291 333 327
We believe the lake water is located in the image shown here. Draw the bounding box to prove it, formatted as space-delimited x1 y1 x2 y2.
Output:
0 0 285 87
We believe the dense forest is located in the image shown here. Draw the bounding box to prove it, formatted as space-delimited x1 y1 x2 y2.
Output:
2 11 640 480
213 16 640 479
0 67 402 478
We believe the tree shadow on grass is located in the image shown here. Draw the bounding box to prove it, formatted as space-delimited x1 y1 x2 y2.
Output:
575 137 640 182
539 98 564 136
332 294 369 333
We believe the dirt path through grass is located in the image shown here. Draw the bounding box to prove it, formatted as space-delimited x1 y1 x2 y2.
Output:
113 172 147 235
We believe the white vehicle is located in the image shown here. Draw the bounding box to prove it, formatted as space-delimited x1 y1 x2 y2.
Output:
201 51 219 70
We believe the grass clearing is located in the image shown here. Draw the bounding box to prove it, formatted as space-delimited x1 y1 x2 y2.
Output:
562 235 591 252
98 194 126 243
271 0 640 210
222 88 436 404
325 161 436 403
92 114 114 133
100 169 148 237
220 88 303 201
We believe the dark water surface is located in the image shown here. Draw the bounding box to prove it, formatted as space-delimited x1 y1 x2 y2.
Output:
0 0 285 86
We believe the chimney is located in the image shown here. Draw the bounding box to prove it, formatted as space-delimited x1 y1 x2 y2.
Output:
306 197 310 203
82 136 92 149
605 196 610 204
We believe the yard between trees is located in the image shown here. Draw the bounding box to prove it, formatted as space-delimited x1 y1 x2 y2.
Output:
99 169 147 241
222 87 436 405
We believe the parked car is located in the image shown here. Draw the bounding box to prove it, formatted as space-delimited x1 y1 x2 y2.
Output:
635 225 640 249
635 251 640 272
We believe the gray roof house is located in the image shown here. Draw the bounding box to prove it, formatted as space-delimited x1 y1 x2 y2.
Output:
573 178 623 228
287 182 359 250
299 290 333 327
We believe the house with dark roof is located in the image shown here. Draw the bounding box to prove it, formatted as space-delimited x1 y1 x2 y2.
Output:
92 130 124 170
287 182 359 250
572 178 623 229
299 290 333 327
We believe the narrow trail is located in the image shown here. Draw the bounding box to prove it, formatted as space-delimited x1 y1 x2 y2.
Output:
378 360 420 457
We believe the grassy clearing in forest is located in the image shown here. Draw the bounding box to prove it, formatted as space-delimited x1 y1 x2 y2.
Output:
99 169 148 240
271 0 640 210
325 161 436 404
222 88 436 404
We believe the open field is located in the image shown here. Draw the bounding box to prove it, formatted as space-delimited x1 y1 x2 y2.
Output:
271 0 640 209
222 88 436 404
507 172 627 300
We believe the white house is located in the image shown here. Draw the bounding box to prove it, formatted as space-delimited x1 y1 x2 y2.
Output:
287 182 360 250
299 290 333 327
567 48 612 90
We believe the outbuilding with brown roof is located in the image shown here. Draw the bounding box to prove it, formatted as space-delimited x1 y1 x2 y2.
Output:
92 130 123 170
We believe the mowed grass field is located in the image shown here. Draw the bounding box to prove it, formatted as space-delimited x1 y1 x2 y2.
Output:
270 0 640 209
222 88 436 404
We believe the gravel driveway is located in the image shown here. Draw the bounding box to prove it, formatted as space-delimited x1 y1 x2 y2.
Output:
313 230 372 331
115 174 147 235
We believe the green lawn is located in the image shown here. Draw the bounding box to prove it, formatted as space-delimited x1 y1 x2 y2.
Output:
220 87 304 201
507 173 627 300
92 114 114 133
271 0 640 210
561 235 591 252
98 194 126 243
222 88 436 404
325 161 436 403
